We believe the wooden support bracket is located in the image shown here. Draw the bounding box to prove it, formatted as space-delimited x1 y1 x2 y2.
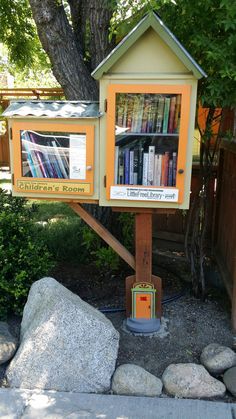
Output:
68 203 135 270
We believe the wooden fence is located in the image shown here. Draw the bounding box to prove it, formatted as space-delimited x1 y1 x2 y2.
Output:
214 140 236 331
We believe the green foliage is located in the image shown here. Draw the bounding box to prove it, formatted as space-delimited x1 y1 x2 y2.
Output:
0 190 54 318
0 0 48 71
118 212 134 251
111 0 236 108
35 218 89 263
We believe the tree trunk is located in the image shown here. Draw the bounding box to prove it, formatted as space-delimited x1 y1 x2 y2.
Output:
29 0 115 100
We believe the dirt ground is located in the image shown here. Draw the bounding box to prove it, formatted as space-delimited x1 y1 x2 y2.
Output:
0 252 235 401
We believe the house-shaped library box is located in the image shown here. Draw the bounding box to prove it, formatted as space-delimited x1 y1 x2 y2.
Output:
4 12 206 209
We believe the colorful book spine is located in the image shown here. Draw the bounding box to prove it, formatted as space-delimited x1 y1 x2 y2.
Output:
162 97 171 134
168 96 177 133
129 149 134 185
118 150 124 184
114 146 119 184
168 159 173 186
133 147 139 185
124 148 130 184
172 152 177 186
142 152 148 186
153 153 162 186
147 145 155 185
174 95 181 133
138 142 144 184
156 97 165 133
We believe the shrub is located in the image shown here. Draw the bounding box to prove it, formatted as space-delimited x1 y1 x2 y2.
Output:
0 190 54 318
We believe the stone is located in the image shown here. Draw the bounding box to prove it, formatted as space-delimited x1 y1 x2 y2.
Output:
162 363 226 398
7 277 119 393
223 366 236 397
200 343 236 375
0 322 17 364
112 364 162 397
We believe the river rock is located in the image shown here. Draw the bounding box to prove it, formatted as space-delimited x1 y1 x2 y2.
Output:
223 366 236 397
0 322 17 364
112 364 162 397
7 277 119 393
162 363 226 398
200 343 236 375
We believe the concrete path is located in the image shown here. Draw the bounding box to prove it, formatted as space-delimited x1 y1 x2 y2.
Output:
0 388 235 419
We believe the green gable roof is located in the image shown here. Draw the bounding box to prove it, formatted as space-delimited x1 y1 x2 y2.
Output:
92 12 206 80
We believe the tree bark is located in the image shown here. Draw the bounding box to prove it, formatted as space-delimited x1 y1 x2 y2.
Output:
29 0 98 100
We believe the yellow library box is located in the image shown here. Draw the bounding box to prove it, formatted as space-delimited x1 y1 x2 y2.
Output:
3 101 100 202
92 12 206 210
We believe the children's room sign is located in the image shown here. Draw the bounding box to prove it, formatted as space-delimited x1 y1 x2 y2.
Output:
16 180 91 194
110 186 179 202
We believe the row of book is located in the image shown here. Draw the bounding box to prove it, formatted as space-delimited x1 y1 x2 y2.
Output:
21 130 70 179
115 144 177 187
116 93 181 135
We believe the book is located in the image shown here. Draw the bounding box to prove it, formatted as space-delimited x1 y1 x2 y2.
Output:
174 95 181 133
137 141 144 184
114 146 119 184
133 147 139 185
156 97 165 133
172 152 177 186
129 149 134 185
136 95 145 133
161 151 170 186
142 152 149 186
153 153 162 186
116 94 124 127
118 150 124 184
147 145 155 185
131 95 140 132
168 159 173 186
168 96 177 133
141 95 150 133
124 148 130 184
162 97 171 134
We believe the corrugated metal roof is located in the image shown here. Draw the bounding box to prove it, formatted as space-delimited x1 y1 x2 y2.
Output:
92 11 207 80
2 100 101 118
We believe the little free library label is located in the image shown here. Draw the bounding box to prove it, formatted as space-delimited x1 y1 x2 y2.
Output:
110 186 179 202
16 180 91 194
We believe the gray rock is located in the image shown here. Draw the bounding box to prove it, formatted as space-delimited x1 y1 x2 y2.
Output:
112 364 162 397
7 277 119 393
223 366 236 396
162 363 226 398
200 343 236 375
0 322 17 365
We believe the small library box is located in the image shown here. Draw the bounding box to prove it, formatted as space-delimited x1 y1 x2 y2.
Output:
3 101 100 201
92 12 206 209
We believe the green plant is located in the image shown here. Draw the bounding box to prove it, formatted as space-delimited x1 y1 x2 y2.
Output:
0 190 54 318
92 247 120 272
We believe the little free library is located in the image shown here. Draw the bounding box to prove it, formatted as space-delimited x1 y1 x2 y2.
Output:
3 12 206 333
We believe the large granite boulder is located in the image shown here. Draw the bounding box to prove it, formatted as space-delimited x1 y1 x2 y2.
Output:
0 322 18 365
112 364 162 397
162 363 226 398
200 343 236 375
7 277 119 393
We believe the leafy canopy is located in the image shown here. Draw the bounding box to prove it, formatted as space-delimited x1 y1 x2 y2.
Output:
0 0 235 106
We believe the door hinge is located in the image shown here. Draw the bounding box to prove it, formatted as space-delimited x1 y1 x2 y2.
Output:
11 173 14 185
104 99 107 113
104 175 107 187
10 127 12 140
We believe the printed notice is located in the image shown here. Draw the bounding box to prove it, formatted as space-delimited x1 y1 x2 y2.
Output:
110 186 179 202
69 134 86 180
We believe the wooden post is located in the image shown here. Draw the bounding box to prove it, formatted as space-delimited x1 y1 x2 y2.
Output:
126 212 162 319
135 213 152 283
